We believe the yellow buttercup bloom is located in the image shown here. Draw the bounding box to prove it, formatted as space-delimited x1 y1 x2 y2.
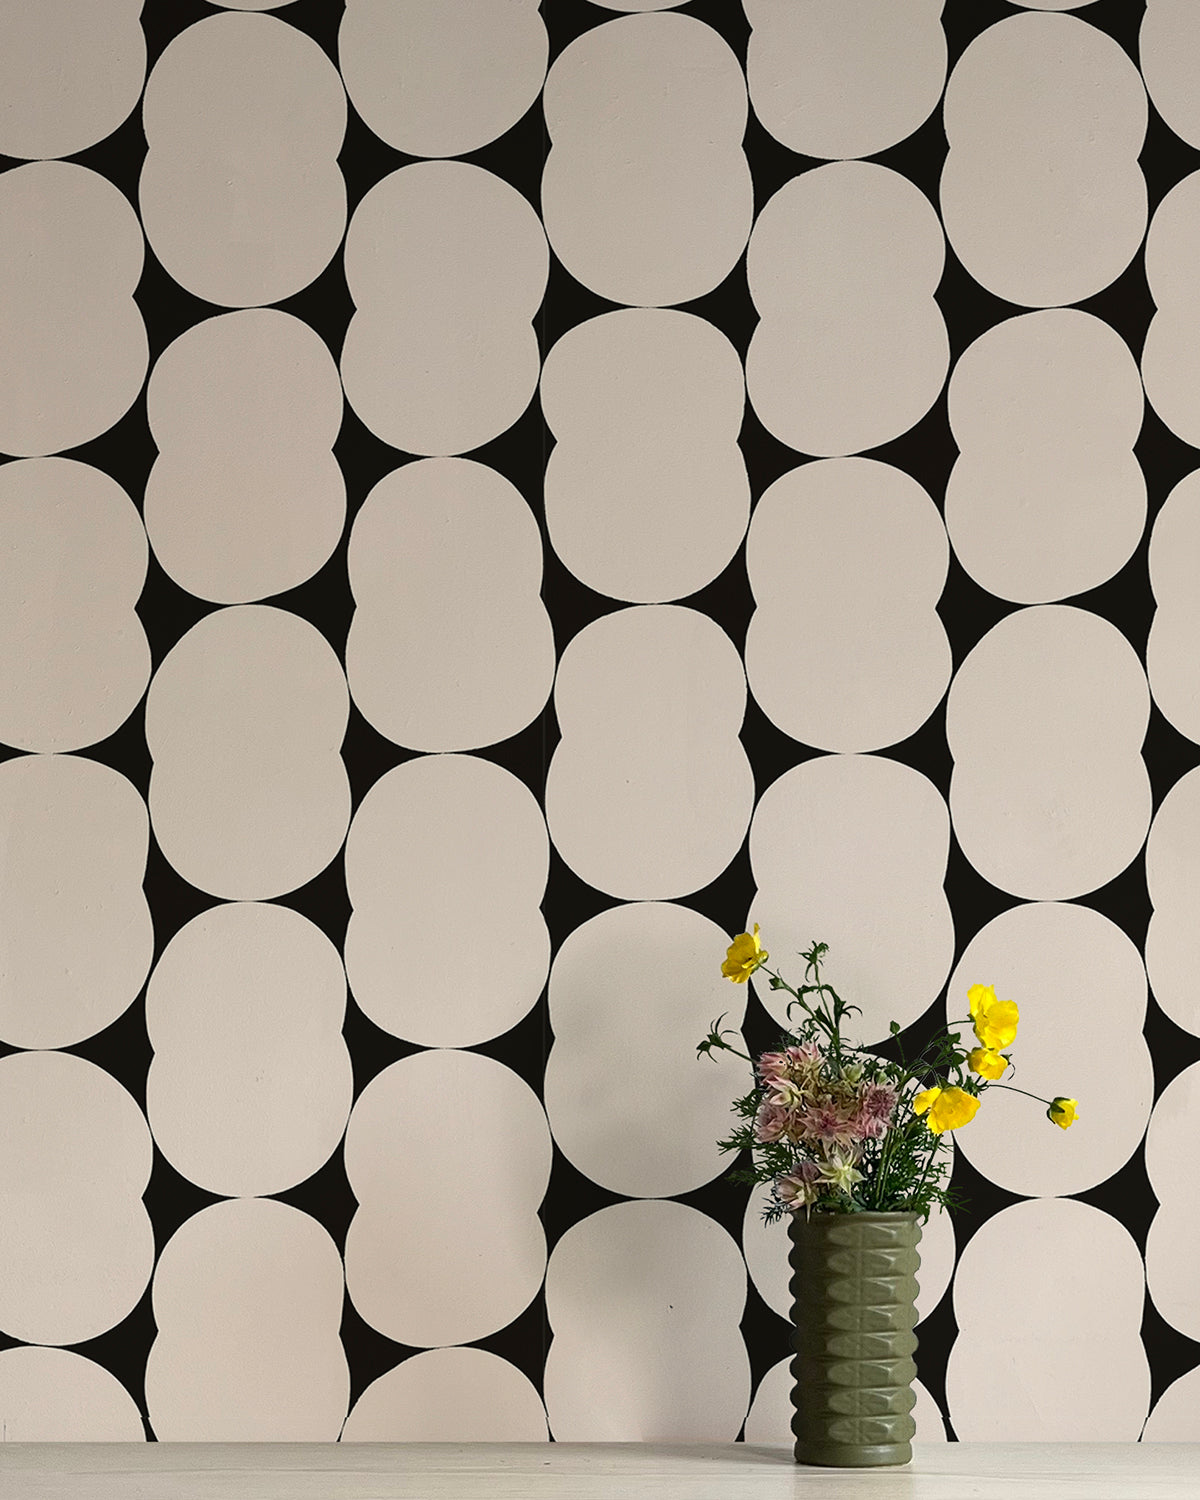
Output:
1048 1097 1078 1130
968 983 1019 1050
912 1086 942 1117
722 924 768 983
967 1046 1008 1081
924 1086 981 1135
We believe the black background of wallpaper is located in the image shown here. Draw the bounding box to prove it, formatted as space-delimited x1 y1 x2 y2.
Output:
1 0 1198 1442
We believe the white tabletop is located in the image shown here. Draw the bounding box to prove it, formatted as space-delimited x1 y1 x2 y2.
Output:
0 1443 1196 1500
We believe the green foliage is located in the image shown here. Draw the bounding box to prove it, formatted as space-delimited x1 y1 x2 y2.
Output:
699 942 973 1223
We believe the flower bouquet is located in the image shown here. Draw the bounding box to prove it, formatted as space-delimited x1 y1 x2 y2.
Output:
698 927 1077 1223
697 927 1079 1467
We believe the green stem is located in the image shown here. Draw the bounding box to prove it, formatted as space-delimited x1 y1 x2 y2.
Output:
906 1133 940 1211
990 1082 1053 1106
872 1120 895 1209
759 966 838 1046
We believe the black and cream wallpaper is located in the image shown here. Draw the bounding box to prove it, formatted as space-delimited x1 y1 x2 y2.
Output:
0 0 1198 1444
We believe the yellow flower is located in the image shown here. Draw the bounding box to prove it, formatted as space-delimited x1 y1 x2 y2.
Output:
1047 1097 1078 1130
967 1047 1008 1081
968 983 1019 1050
722 924 768 983
925 1086 981 1135
912 1086 942 1118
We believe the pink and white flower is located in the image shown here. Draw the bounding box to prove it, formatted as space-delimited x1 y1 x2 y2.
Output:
798 1101 859 1149
776 1160 821 1210
754 1101 789 1143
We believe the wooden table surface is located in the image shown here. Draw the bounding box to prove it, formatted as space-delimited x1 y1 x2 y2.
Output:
0 1443 1196 1500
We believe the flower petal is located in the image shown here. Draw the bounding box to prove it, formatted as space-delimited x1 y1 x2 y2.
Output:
967 983 996 1020
721 925 768 982
926 1086 981 1134
1048 1096 1079 1130
967 1047 1008 1081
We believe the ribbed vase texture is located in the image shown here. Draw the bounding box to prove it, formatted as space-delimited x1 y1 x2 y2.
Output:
787 1210 922 1467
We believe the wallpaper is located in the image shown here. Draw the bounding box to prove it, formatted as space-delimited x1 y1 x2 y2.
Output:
0 0 1198 1445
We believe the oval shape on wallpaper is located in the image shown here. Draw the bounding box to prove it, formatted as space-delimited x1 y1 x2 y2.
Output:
0 754 152 1050
544 902 748 1199
145 605 350 900
1146 763 1200 1036
344 1050 550 1349
0 1051 153 1347
339 0 546 159
1143 173 1200 450
341 162 545 457
746 162 947 457
545 606 754 901
346 459 554 752
0 162 145 458
342 1349 548 1442
941 12 1146 308
946 310 1145 604
0 459 149 753
146 1199 348 1441
344 753 549 1048
0 1348 145 1443
744 458 950 751
146 903 352 1199
948 1200 1149 1439
744 0 946 161
0 0 144 160
540 309 749 603
748 753 954 1044
542 12 751 307
1142 1 1200 151
946 606 1151 900
144 310 344 605
1144 1061 1200 1344
140 12 346 308
543 1200 749 1440
947 902 1151 1197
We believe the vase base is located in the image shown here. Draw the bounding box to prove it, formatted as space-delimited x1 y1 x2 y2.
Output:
794 1441 912 1468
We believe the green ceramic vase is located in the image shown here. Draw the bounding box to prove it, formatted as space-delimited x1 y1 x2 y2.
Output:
787 1210 922 1467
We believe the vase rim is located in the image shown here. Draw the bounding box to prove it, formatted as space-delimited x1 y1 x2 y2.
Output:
796 1210 921 1219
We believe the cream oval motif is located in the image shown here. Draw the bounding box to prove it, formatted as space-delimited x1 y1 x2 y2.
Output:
744 0 946 161
0 163 145 457
145 1199 349 1440
145 310 344 604
946 606 1150 900
346 459 554 752
341 163 546 457
941 12 1146 307
339 0 546 159
0 459 149 752
946 311 1145 604
747 163 947 457
545 606 754 901
140 12 346 308
344 1051 551 1349
146 605 350 900
541 309 748 603
542 13 751 307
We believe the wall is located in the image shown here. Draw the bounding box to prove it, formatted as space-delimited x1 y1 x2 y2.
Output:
0 0 1197 1444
